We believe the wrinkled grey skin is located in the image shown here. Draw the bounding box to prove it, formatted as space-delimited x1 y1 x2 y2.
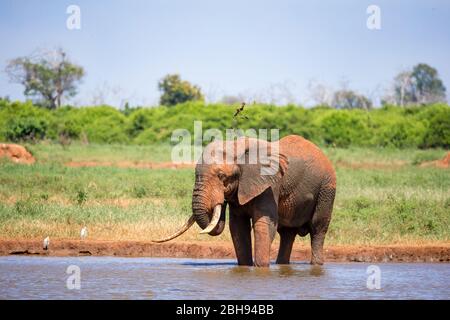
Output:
192 135 336 267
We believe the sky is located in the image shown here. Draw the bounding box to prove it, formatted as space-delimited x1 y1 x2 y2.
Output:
0 0 449 107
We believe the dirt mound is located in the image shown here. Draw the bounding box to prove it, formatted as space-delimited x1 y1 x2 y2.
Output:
420 152 450 168
0 143 35 164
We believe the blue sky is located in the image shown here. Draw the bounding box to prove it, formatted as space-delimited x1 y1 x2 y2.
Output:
0 0 449 106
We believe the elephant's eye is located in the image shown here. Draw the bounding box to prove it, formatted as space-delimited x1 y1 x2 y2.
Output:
218 172 226 181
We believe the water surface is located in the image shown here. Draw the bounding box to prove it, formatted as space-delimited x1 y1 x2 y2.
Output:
0 256 448 299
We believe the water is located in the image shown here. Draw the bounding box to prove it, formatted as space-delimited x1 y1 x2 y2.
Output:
0 256 448 299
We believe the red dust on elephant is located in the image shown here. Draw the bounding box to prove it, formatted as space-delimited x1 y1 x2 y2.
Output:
154 135 336 267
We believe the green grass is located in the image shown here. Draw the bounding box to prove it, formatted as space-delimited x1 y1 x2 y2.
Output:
323 146 446 165
0 143 449 245
328 166 449 244
24 142 174 164
25 142 447 166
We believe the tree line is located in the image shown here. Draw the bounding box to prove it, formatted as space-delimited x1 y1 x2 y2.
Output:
0 99 448 149
4 48 447 109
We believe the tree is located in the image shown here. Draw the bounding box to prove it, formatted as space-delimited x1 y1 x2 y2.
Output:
331 90 372 110
393 71 413 107
306 80 333 106
5 48 84 109
411 63 446 104
158 74 204 106
389 63 447 106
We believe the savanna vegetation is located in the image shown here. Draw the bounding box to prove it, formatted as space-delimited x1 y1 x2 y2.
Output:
1 99 449 149
1 49 449 246
0 143 448 245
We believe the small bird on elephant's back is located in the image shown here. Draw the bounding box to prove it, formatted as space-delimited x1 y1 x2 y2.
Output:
153 135 336 267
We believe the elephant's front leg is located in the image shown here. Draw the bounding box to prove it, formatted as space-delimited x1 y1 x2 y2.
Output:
252 191 278 267
252 216 277 267
229 211 253 266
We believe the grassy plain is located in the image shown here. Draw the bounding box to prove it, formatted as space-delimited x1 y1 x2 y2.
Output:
0 143 448 245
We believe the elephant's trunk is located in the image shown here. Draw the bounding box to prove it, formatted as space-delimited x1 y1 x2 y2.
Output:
192 186 211 230
192 183 226 236
152 170 227 243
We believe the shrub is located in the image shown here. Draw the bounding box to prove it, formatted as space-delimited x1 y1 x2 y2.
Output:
127 108 155 137
66 106 129 144
317 110 371 147
84 117 129 144
419 104 450 148
52 106 83 139
0 100 449 148
373 117 426 148
5 117 49 142
0 101 52 141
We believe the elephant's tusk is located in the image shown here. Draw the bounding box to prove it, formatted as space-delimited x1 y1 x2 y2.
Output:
199 205 222 235
151 215 195 243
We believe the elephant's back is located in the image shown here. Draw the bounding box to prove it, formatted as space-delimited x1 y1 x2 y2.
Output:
280 135 336 189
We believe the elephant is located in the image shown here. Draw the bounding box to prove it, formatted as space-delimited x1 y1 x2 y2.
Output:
153 135 336 267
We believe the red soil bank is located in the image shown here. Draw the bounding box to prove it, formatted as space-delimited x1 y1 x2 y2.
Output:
0 240 448 263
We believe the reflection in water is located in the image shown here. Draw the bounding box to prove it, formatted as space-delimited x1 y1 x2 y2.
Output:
0 256 449 300
227 265 316 278
278 265 296 277
309 265 325 277
277 264 325 277
227 264 325 278
229 265 252 275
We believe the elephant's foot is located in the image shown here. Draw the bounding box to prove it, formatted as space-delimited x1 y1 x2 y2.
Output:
310 232 326 265
254 243 271 267
254 260 270 268
237 260 253 266
275 256 291 264
310 244 325 265
310 257 324 265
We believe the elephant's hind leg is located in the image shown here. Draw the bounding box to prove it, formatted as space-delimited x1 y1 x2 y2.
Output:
276 227 297 264
310 186 336 265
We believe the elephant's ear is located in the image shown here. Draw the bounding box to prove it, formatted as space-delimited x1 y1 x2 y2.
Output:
237 142 288 206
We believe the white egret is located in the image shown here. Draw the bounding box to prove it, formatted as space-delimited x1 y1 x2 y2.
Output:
80 226 88 239
43 236 50 250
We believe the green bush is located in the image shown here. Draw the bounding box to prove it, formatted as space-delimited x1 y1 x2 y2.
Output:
373 117 426 148
0 101 52 141
419 104 450 148
0 100 448 148
65 106 129 143
50 106 83 140
127 108 155 138
317 110 371 147
5 117 49 142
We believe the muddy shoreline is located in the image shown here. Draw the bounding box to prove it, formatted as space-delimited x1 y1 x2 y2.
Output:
0 240 448 263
